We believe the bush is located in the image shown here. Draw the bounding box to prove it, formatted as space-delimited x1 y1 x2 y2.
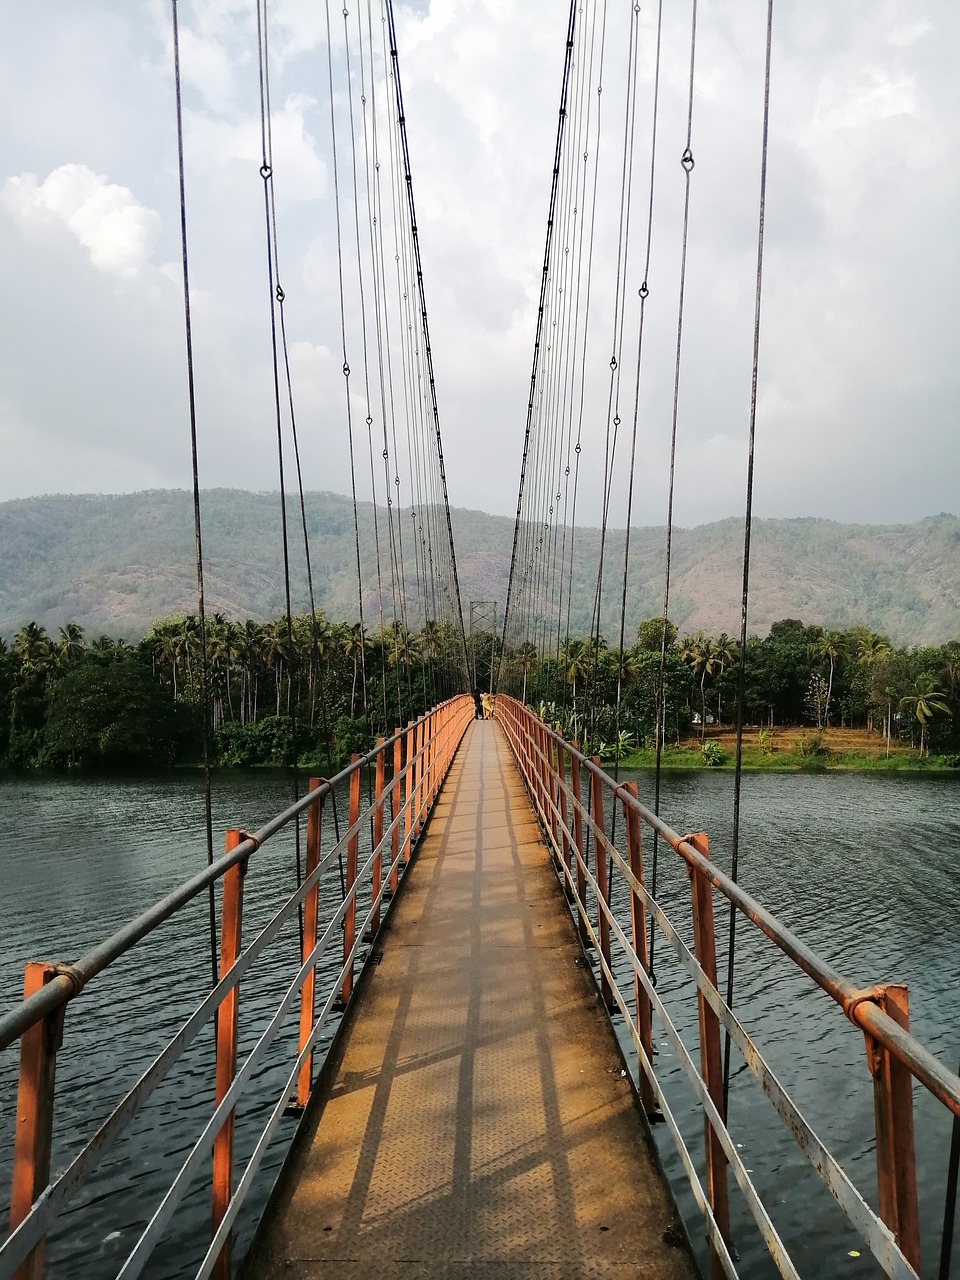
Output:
795 730 830 759
332 716 372 766
701 739 725 767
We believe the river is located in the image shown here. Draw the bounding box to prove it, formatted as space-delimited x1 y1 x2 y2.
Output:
1 767 958 1277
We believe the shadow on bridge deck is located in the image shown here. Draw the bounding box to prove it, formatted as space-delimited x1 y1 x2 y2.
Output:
243 720 696 1280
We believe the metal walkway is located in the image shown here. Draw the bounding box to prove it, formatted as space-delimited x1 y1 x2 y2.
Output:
244 720 695 1279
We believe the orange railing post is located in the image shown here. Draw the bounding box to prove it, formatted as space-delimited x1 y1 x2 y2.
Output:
623 782 656 1115
296 779 324 1109
391 729 402 890
868 984 922 1272
548 737 560 865
590 761 614 1009
570 752 588 944
557 742 571 895
404 722 415 860
212 829 247 1280
371 740 386 936
342 757 361 1005
686 832 730 1276
9 963 64 1280
413 719 423 838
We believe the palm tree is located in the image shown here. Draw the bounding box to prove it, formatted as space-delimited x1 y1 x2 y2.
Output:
855 632 892 733
342 623 367 719
713 633 736 726
261 622 291 716
680 631 719 741
515 641 538 703
387 626 421 674
12 621 52 668
560 638 591 705
900 674 951 757
56 623 86 665
813 630 849 729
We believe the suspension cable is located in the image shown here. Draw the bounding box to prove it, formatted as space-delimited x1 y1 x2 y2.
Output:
500 0 579 688
255 0 304 949
612 0 665 783
170 0 217 992
722 0 775 1117
385 0 470 685
649 0 699 983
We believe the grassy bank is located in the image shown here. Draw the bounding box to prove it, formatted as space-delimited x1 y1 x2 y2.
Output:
616 746 960 772
616 727 960 773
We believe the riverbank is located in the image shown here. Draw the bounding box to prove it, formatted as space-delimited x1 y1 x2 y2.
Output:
617 725 960 772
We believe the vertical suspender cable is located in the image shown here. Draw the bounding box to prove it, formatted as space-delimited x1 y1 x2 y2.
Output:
613 0 665 780
649 0 699 983
255 0 304 949
324 0 371 735
170 0 217 991
385 0 470 683
499 0 578 688
721 0 774 1118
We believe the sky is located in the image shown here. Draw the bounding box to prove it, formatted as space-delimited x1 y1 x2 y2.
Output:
0 0 957 530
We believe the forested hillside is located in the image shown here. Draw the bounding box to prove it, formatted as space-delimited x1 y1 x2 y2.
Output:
0 490 958 646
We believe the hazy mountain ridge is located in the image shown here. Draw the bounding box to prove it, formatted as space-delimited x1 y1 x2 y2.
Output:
0 490 957 646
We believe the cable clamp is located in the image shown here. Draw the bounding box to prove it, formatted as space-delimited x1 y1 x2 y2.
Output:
53 963 86 1000
841 985 884 1025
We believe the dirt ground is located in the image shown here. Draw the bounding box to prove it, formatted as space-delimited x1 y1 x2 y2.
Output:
681 723 908 758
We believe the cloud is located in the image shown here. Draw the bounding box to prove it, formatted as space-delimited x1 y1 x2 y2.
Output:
0 0 957 533
184 94 326 200
1 164 161 278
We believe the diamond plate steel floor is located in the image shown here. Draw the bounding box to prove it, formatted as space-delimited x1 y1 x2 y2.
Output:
243 721 696 1280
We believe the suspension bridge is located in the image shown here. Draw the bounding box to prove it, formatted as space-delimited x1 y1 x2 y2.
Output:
2 1 959 1278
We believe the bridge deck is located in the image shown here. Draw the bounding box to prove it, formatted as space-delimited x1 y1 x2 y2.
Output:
244 720 695 1279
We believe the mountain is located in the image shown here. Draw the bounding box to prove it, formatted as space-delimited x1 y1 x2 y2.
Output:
0 490 957 647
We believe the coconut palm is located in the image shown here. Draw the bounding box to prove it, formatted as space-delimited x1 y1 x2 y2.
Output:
680 631 720 741
261 622 292 716
900 674 951 757
560 638 591 704
342 622 367 718
387 625 420 674
713 633 737 725
12 621 52 668
515 641 538 703
56 623 86 665
813 630 849 728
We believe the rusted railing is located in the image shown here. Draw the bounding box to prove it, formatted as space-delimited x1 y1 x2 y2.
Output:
495 694 960 1280
0 694 474 1280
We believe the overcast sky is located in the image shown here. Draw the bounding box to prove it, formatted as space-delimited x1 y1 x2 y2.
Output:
1 0 957 529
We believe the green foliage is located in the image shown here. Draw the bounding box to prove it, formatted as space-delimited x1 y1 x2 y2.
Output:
43 657 192 768
700 739 725 766
794 730 830 762
333 716 372 765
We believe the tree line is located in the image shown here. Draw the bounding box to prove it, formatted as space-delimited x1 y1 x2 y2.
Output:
0 614 464 769
0 612 956 770
500 617 959 760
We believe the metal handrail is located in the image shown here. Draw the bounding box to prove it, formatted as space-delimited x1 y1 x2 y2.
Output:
0 706 439 1053
0 694 475 1280
494 693 958 1280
